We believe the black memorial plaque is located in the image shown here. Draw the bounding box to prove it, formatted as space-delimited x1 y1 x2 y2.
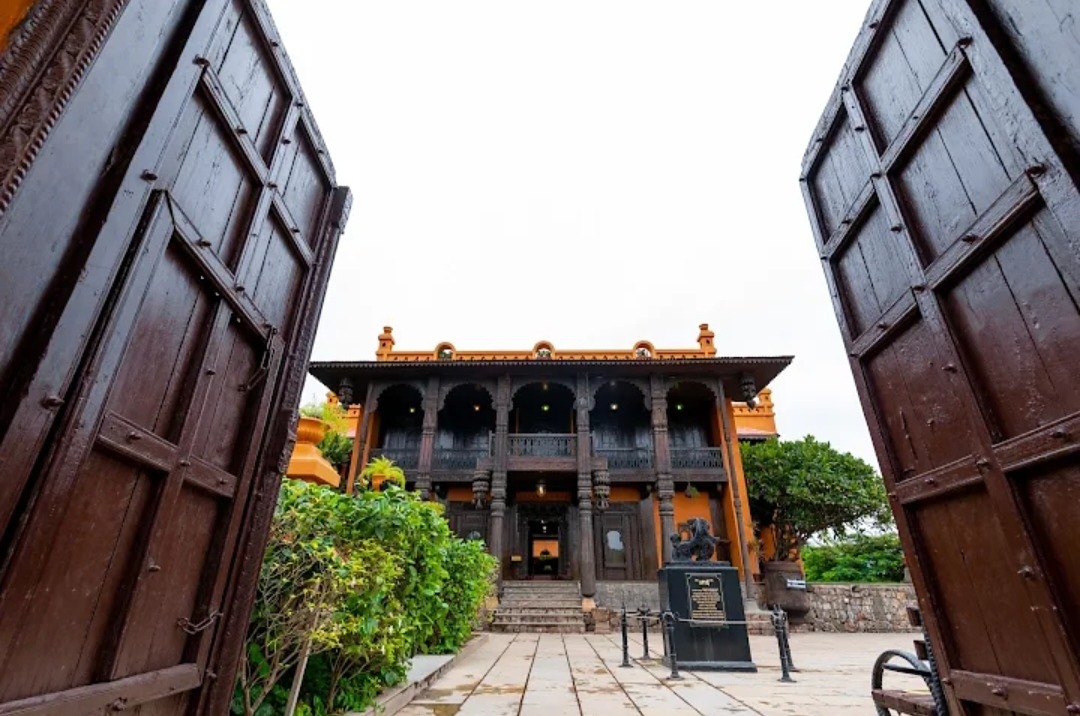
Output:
658 562 755 671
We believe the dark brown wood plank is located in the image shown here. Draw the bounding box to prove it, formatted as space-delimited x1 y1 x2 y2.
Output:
168 196 272 339
924 173 1040 290
949 670 1065 715
941 214 1080 440
183 458 238 499
894 455 984 505
880 44 971 173
97 413 179 473
0 664 199 715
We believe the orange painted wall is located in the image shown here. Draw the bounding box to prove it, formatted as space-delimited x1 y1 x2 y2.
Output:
653 490 716 568
722 400 761 581
447 486 473 502
609 486 639 503
1 0 34 52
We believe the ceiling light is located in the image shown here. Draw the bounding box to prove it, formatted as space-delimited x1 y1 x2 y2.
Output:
408 406 417 414
541 404 550 412
536 480 547 497
473 404 481 412
610 403 619 411
675 403 684 411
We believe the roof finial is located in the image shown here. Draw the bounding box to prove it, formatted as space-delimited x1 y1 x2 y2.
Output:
697 323 716 356
376 326 395 360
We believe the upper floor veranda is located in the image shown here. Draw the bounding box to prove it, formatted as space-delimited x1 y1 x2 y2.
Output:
309 325 792 487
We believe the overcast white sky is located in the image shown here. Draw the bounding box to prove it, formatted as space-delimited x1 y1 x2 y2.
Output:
266 0 881 468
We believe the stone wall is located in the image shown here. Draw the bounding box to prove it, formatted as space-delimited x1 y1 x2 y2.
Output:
805 583 918 633
595 581 661 611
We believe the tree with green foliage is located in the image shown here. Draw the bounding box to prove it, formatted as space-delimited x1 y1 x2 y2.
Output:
741 436 891 562
802 533 906 582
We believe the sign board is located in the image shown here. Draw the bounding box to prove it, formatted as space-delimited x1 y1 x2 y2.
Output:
785 579 807 591
686 573 727 624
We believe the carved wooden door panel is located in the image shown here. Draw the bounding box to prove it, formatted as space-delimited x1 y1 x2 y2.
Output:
801 1 1080 714
0 0 349 713
447 503 489 543
595 507 640 581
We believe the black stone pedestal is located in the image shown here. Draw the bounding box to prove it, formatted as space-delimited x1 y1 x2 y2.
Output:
658 561 756 671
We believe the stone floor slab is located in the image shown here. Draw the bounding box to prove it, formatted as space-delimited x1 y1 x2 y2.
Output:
403 631 931 715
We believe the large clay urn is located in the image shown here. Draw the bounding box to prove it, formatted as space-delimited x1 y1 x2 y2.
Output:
761 561 812 622
286 417 340 488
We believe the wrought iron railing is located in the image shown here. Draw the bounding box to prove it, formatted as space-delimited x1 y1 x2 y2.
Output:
433 447 487 470
671 447 725 470
596 447 654 470
507 433 577 458
372 448 419 471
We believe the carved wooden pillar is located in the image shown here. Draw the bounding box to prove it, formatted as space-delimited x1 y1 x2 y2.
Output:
575 373 597 599
716 378 756 599
488 375 511 583
650 375 675 563
416 375 440 500
346 383 376 495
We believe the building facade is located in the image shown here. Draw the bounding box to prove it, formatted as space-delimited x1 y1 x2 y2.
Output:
310 324 790 601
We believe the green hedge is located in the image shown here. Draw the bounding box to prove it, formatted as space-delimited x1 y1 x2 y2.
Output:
802 533 905 583
235 480 497 716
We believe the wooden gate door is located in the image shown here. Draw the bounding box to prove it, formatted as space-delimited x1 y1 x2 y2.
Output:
595 506 640 581
446 502 490 543
0 0 349 713
801 1 1080 714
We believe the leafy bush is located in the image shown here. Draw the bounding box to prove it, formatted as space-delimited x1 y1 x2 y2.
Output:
742 436 891 560
236 476 496 715
802 533 906 583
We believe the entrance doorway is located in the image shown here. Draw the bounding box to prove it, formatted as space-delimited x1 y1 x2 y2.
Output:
529 519 561 578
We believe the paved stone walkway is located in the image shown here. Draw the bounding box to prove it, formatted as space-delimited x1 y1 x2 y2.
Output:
399 631 927 715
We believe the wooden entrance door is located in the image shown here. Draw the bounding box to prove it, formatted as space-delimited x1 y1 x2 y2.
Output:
446 502 490 544
511 503 571 580
801 1 1080 713
0 1 349 713
595 505 642 581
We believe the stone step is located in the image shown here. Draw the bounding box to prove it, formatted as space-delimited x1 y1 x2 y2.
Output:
494 609 587 617
501 590 581 599
489 622 585 634
492 614 584 625
496 600 583 609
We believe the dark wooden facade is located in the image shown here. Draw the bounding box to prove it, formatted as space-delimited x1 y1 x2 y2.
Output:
0 1 349 713
801 1 1080 714
310 356 790 599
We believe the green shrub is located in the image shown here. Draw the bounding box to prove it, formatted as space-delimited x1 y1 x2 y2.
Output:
427 538 497 654
236 477 496 715
802 533 906 583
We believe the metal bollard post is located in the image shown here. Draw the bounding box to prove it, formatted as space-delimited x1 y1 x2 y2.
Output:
639 606 650 659
619 605 632 668
772 605 795 683
780 609 798 672
662 611 683 680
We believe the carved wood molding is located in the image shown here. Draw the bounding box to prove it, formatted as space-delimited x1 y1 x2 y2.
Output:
0 0 130 217
437 379 496 412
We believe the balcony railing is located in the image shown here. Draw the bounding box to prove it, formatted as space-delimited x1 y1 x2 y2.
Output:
595 447 654 470
372 448 419 471
433 447 487 471
507 433 577 458
671 447 726 470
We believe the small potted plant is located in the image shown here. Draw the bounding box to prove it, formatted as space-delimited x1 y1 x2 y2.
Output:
359 456 406 491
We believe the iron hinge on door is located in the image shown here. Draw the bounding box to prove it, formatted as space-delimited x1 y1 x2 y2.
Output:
240 326 278 392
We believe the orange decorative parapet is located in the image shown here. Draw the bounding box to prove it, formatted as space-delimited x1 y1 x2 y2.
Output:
373 323 722 362
286 416 340 488
733 388 778 440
